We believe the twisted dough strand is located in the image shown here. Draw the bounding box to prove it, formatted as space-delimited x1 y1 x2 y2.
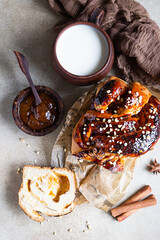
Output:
72 77 160 171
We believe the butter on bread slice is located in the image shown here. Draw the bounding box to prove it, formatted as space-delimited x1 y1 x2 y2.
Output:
18 166 76 222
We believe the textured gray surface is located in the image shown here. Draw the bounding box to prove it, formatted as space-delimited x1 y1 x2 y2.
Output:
0 0 160 239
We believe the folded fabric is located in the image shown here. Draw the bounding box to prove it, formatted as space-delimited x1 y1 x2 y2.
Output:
49 0 160 87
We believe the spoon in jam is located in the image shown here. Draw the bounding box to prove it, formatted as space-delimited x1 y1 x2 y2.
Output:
14 51 55 124
14 51 42 105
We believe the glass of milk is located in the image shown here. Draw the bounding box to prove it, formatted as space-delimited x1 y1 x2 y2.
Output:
52 8 114 86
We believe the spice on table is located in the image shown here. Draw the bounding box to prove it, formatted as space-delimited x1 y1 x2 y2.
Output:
116 185 152 221
148 159 160 174
111 194 156 218
110 185 157 222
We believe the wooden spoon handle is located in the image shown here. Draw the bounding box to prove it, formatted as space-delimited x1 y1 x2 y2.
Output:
14 51 42 105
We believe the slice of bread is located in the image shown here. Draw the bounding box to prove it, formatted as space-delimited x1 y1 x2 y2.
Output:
18 166 76 222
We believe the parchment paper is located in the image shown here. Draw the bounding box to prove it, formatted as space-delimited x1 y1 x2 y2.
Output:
51 76 138 211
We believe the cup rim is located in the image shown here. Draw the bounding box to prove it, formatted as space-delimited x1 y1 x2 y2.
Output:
52 21 113 83
12 85 64 136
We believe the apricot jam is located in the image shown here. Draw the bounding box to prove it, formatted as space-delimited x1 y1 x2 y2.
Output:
19 91 57 131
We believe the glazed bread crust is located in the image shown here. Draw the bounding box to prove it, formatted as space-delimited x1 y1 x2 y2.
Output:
72 77 160 171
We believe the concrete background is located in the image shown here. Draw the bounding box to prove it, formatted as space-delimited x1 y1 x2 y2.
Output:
0 0 160 239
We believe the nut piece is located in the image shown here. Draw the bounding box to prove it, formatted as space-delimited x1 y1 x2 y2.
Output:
19 138 25 142
16 168 21 174
87 224 92 230
79 159 83 163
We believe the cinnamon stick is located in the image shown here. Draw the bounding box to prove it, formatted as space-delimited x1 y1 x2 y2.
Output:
111 194 157 218
116 211 134 222
116 185 152 222
118 185 152 204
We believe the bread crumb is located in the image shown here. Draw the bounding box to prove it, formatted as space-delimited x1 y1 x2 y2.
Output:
16 168 21 174
87 224 92 230
83 230 86 233
35 151 39 155
26 144 30 147
53 232 56 235
19 138 25 142
68 228 72 232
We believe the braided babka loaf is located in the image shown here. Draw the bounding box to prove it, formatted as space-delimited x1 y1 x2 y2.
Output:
71 76 160 171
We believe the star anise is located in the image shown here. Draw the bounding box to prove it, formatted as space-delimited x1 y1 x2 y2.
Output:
148 159 160 174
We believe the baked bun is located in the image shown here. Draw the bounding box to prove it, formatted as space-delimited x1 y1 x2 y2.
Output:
19 166 76 222
72 76 160 171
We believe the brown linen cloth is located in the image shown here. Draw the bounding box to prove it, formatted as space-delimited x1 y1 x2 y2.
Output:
49 0 160 87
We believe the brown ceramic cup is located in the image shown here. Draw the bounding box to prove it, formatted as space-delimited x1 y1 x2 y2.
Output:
12 86 64 136
52 8 114 86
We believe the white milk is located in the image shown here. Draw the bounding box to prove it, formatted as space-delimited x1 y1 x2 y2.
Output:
56 24 109 76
